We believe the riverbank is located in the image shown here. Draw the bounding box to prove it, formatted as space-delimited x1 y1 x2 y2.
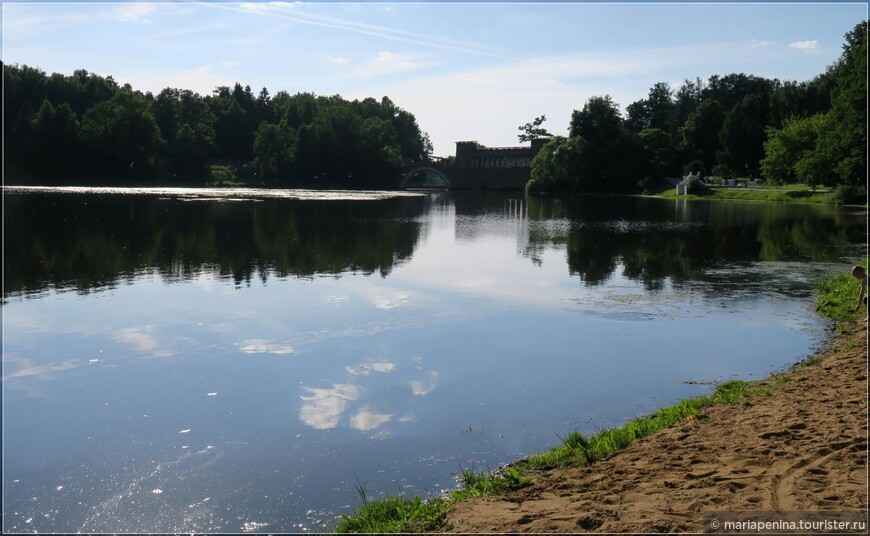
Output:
444 321 867 532
334 266 868 533
651 182 868 205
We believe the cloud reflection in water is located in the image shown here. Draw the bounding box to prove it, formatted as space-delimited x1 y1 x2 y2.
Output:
298 383 360 430
236 339 295 355
350 409 392 431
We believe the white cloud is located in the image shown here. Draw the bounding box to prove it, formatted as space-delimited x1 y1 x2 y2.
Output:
220 2 515 59
330 57 351 64
789 40 819 51
112 4 157 23
345 51 437 79
751 39 775 47
239 3 296 14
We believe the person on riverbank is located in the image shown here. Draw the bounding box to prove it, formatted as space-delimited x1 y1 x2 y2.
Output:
851 265 868 322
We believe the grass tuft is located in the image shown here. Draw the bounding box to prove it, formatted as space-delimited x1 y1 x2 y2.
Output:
334 481 450 533
450 463 531 501
815 258 868 327
518 380 750 471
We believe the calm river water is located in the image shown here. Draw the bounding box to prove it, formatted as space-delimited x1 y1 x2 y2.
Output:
3 187 866 533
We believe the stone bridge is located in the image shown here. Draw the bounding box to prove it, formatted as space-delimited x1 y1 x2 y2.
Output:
400 139 548 191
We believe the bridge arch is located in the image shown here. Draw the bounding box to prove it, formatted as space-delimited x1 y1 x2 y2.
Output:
400 167 450 190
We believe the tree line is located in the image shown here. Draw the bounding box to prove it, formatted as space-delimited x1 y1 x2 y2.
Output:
3 64 432 188
4 21 864 194
526 21 866 198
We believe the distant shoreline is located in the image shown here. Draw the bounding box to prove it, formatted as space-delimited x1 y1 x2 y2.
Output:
650 183 849 205
1 185 424 201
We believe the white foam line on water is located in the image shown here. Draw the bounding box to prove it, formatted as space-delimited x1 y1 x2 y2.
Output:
3 185 424 201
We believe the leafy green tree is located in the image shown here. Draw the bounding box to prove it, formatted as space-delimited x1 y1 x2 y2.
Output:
675 77 705 127
626 82 676 135
80 89 162 179
283 92 319 129
703 73 778 111
717 94 768 176
178 90 216 151
5 64 47 174
768 78 832 128
45 69 118 118
569 96 643 192
389 106 432 162
680 99 725 173
153 88 182 144
638 128 679 179
527 136 575 193
818 21 867 188
359 116 404 188
254 121 296 181
152 88 216 178
32 100 80 180
761 113 828 186
517 115 553 143
255 87 274 125
570 95 623 143
211 92 254 160
172 123 212 181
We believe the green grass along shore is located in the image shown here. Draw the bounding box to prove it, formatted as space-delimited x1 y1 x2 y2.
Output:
650 182 866 205
334 259 869 533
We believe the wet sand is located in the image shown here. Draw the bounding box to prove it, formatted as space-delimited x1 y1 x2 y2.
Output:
445 324 868 533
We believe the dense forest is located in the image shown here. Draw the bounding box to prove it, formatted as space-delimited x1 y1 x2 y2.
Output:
3 21 865 195
3 64 432 189
526 21 867 199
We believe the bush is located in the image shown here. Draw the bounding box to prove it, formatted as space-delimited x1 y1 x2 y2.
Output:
683 160 704 175
638 176 657 193
686 175 706 194
712 163 732 177
835 184 867 205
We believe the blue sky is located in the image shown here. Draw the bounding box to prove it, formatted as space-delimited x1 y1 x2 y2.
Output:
2 2 867 156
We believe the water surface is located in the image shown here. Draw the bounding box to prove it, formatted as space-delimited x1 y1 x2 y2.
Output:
3 188 866 533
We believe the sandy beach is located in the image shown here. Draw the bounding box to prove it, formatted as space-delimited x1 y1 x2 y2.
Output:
445 324 868 533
